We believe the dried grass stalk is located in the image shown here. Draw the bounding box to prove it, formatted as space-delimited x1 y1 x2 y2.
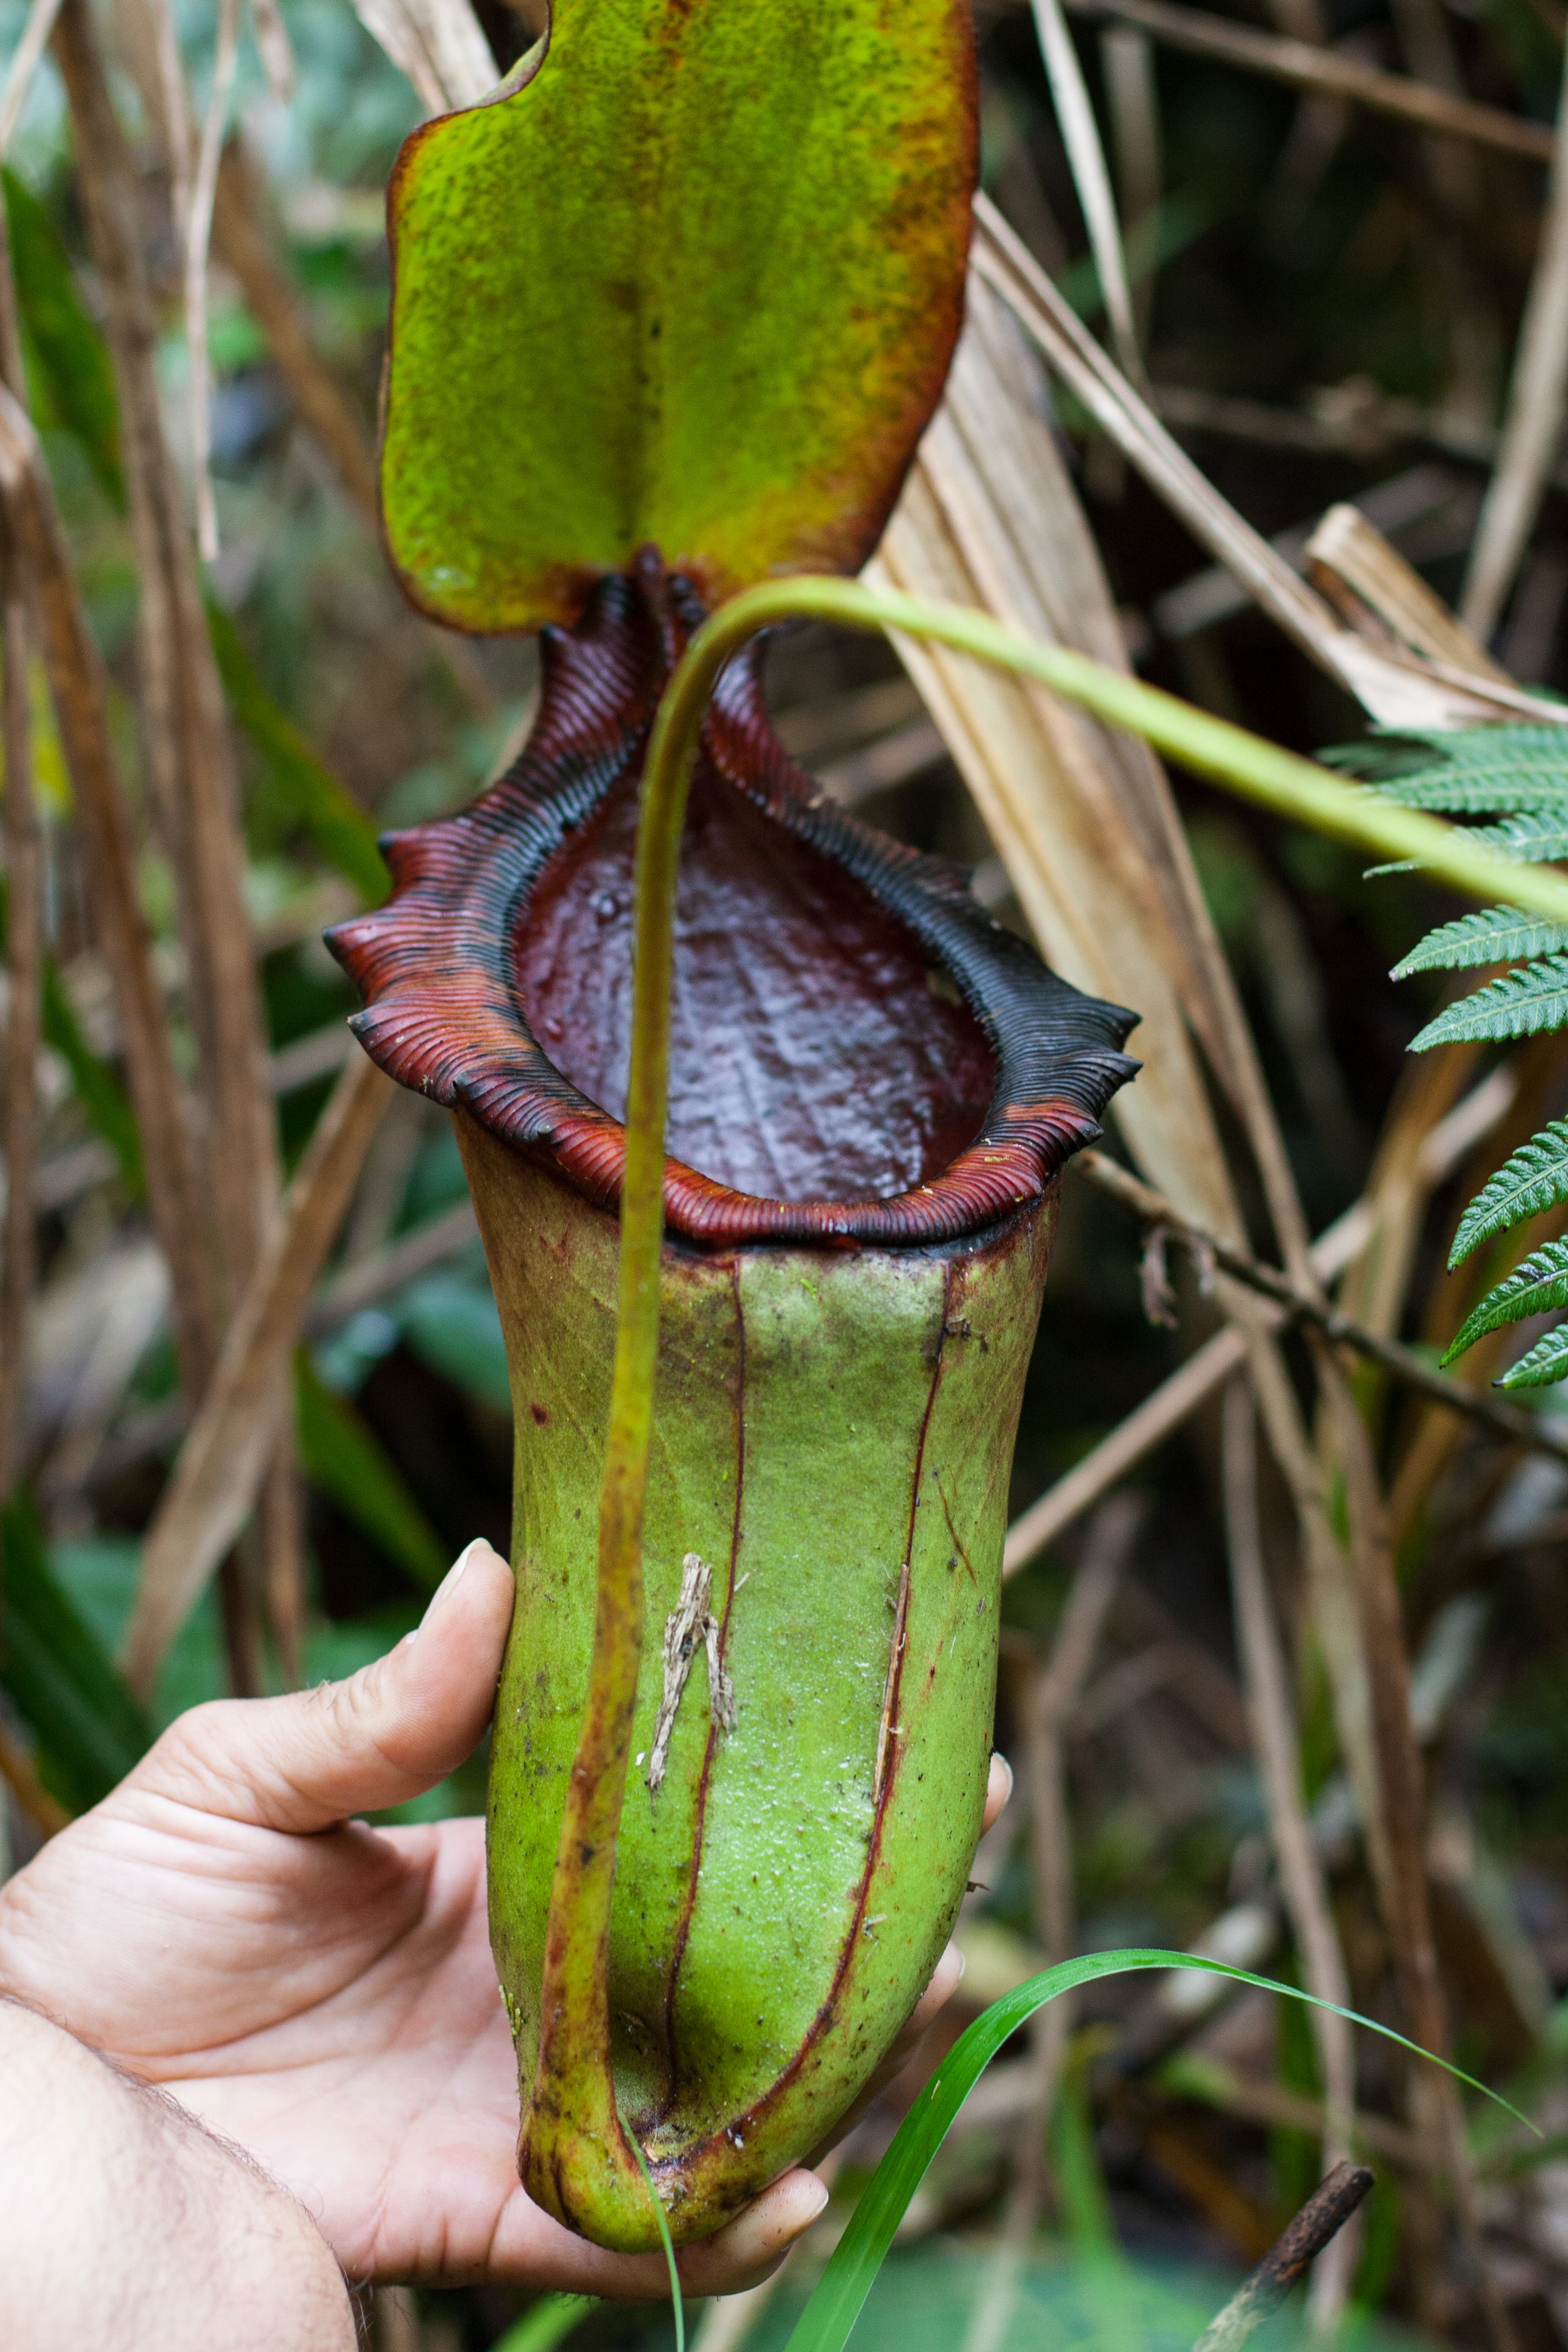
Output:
1462 44 1568 638
121 1050 391 1696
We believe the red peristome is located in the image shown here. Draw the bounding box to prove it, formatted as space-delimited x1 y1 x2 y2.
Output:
328 553 1138 1250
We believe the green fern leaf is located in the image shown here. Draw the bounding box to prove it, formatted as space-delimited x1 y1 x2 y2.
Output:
1450 1121 1568 1266
1463 812 1568 863
1443 1236 1568 1363
1324 724 1568 782
1497 1321 1568 1389
1408 955 1568 1050
1392 906 1568 975
1374 772 1568 814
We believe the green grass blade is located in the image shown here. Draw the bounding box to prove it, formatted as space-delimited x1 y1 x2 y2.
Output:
782 1949 1530 2352
1451 1121 1568 1266
40 955 144 1194
293 1351 449 1591
1393 906 1568 977
1408 955 1568 1050
204 599 390 907
1497 1320 1568 1390
629 2128 685 2352
3 166 123 508
492 2295 600 2352
0 1488 153 1814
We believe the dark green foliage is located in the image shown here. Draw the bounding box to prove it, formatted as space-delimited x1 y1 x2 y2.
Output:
293 1350 448 1590
0 878 144 1192
0 1489 152 1814
1408 955 1568 1051
39 957 143 1192
1452 1122 1568 1266
1443 1238 1568 1362
205 601 390 906
3 166 123 507
1393 907 1568 976
1344 723 1568 1382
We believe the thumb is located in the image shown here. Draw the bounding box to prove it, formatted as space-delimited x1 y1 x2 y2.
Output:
139 1538 515 1832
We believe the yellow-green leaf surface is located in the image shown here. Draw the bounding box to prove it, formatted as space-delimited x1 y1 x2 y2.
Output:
381 0 976 633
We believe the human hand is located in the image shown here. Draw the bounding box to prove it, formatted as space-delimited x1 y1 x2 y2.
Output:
0 1540 1007 2296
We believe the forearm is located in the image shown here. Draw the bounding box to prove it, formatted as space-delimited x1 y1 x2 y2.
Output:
0 1999 355 2352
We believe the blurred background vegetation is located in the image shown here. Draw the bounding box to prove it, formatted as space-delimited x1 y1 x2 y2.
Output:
7 0 1568 2345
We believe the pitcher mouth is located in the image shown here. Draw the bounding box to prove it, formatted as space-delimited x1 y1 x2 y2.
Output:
327 553 1139 1250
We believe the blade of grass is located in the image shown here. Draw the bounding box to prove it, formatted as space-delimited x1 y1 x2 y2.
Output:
1 166 122 506
204 600 388 905
780 1952 1530 2352
0 1486 152 1814
492 2296 601 2352
293 1348 448 1591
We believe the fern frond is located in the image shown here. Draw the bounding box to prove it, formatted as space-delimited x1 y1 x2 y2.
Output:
1462 812 1568 863
1393 907 1568 975
1374 772 1568 814
1497 1321 1568 1389
1449 1121 1568 1265
1323 724 1568 784
1408 955 1568 1050
1443 1236 1568 1363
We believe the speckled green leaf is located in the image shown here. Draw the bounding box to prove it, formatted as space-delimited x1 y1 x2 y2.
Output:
381 0 976 633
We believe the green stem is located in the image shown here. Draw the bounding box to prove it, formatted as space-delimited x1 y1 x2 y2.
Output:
543 572 1568 2220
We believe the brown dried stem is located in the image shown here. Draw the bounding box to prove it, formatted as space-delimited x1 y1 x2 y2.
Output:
0 385 214 1391
1191 2164 1376 2352
1221 1378 1358 2323
1063 0 1555 162
1077 1146 1568 1463
0 570 40 1497
121 1049 390 1696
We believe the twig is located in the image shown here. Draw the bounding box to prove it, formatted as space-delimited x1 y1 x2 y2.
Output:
1062 0 1555 162
211 142 379 521
1075 1148 1568 1464
305 1196 479 1331
120 1049 391 1696
1001 1068 1517 1575
1190 2164 1375 2352
0 384 215 1392
1462 42 1568 638
1030 0 1143 381
0 1715 69 1838
1222 1379 1358 2325
185 0 241 563
964 1497 1140 2352
0 0 65 162
973 198 1560 731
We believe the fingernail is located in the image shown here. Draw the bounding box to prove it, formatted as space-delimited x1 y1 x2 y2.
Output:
425 1538 486 1620
800 2175 830 2224
991 1752 1014 1807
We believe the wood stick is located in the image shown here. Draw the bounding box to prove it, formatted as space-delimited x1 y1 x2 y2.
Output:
1462 43 1568 636
1002 1069 1517 1576
211 142 379 521
1077 1147 1568 1463
1062 0 1555 162
1222 1379 1358 2323
0 385 215 1391
1191 2164 1375 2352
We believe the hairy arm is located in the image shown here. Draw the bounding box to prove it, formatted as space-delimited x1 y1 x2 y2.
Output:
0 1999 354 2352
